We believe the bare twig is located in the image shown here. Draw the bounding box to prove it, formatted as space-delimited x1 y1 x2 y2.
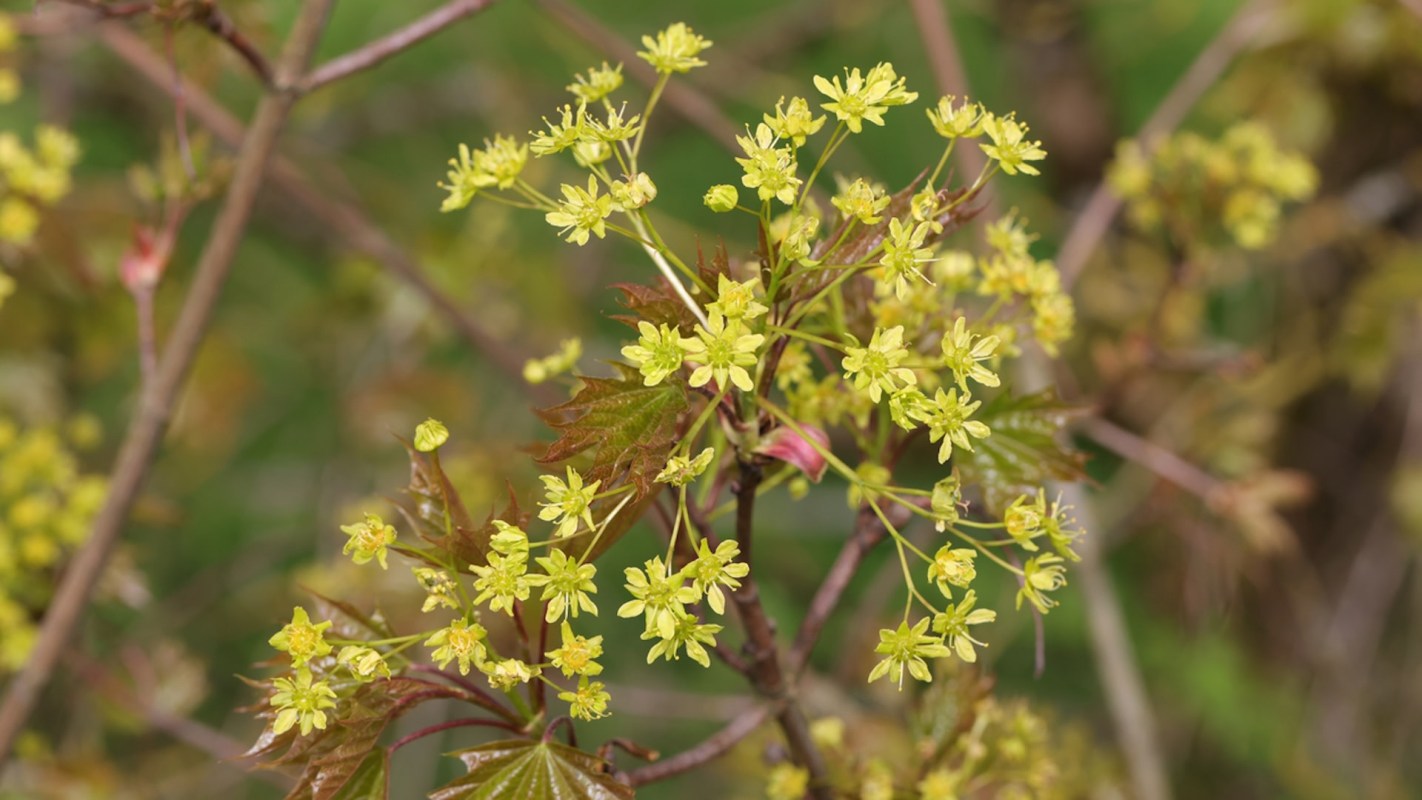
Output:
787 507 885 677
300 0 499 94
1402 0 1422 22
0 0 336 760
96 24 544 396
1080 416 1223 500
1057 0 1278 289
626 703 772 786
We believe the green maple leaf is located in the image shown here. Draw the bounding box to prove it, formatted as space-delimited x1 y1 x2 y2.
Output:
954 390 1088 515
429 739 634 800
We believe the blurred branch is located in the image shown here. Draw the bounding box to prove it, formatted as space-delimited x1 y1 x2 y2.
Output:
626 703 772 787
96 24 545 398
299 0 499 94
1403 0 1422 22
787 507 888 677
1080 416 1223 500
1057 0 1278 289
0 0 336 761
42 0 276 88
907 0 993 197
534 0 741 152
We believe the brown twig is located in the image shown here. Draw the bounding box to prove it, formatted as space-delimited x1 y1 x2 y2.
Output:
626 703 772 786
1056 0 1278 289
96 23 544 397
299 0 499 94
787 507 886 677
0 0 336 761
1080 416 1223 500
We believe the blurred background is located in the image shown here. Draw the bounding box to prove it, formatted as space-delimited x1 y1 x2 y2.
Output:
1 0 1421 797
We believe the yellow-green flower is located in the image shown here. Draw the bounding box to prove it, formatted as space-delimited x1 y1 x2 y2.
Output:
439 135 528 211
1016 554 1068 613
526 547 599 623
609 172 656 211
926 545 977 598
763 96 825 147
270 668 337 737
926 95 984 140
637 22 712 74
588 105 641 144
766 763 810 800
566 62 623 103
1005 493 1043 550
841 325 915 403
932 589 996 662
655 447 715 487
469 549 531 615
940 317 1000 391
735 123 801 205
812 62 917 134
980 113 1046 176
622 321 690 386
545 175 614 246
339 512 397 569
268 607 332 667
917 768 963 800
681 315 764 393
642 610 722 668
704 183 739 212
868 617 950 688
424 618 489 675
336 645 391 682
538 467 600 537
413 567 460 613
915 387 989 463
879 218 934 300
483 657 538 691
682 538 749 615
546 621 604 677
530 104 590 157
832 178 889 225
618 556 698 639
706 274 769 324
559 676 611 720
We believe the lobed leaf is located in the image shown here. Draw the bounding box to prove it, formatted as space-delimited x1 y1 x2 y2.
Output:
954 390 1088 515
429 739 634 800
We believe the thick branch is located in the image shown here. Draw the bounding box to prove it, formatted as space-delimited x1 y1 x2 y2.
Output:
1056 0 1277 289
626 703 771 786
299 0 499 94
0 0 335 761
728 461 832 799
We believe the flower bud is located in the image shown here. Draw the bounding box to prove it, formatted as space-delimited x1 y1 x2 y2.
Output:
414 418 449 452
704 184 738 213
755 423 829 483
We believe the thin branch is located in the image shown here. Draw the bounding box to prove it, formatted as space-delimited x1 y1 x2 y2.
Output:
388 717 524 754
787 507 885 677
300 0 499 94
0 0 336 761
626 703 772 786
1080 416 1223 500
96 23 548 399
1056 0 1278 289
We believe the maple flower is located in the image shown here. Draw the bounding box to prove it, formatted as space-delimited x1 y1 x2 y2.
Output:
655 447 715 487
643 610 722 668
470 549 530 615
413 417 449 452
566 62 623 103
779 214 820 263
916 387 990 463
489 520 531 557
559 677 611 721
926 545 977 598
637 22 712 74
930 475 963 531
1016 554 1069 614
546 621 604 677
413 567 460 613
832 177 890 225
763 95 826 147
812 62 917 134
268 607 332 667
704 184 739 212
931 589 996 663
538 467 600 537
706 274 769 324
980 113 1047 176
1004 493 1043 551
339 513 397 569
917 769 963 800
879 218 934 300
766 764 810 800
588 105 641 143
609 171 656 211
925 95 984 140
621 321 690 387
270 668 337 737
545 175 614 246
735 123 802 205
438 135 529 212
868 617 950 688
940 317 1001 391
529 104 590 157
525 547 599 623
484 658 539 691
618 556 699 639
682 539 750 615
1035 490 1084 561
336 645 391 682
424 618 490 675
681 315 764 393
841 325 916 403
